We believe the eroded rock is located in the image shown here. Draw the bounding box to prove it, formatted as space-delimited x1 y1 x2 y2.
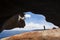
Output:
1 28 60 40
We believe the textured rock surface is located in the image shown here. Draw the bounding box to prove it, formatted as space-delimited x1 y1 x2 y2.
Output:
1 28 60 40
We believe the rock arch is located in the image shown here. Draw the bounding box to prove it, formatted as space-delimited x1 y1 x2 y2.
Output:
0 0 59 32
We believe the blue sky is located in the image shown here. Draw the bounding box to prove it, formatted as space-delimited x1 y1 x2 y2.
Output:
24 12 58 30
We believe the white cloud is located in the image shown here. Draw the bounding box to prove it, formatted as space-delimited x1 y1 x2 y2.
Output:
25 14 31 18
11 28 23 30
24 22 59 30
24 22 44 30
45 22 59 29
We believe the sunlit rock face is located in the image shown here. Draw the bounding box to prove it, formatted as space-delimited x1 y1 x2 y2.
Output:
1 28 60 40
0 0 59 32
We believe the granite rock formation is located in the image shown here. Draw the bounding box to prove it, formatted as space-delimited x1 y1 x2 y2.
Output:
1 28 60 40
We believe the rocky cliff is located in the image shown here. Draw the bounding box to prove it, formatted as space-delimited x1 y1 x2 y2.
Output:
1 28 60 40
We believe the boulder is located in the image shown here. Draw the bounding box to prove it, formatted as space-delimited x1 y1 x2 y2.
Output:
1 28 60 40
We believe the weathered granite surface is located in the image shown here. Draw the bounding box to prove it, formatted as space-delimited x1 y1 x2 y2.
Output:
1 28 60 40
